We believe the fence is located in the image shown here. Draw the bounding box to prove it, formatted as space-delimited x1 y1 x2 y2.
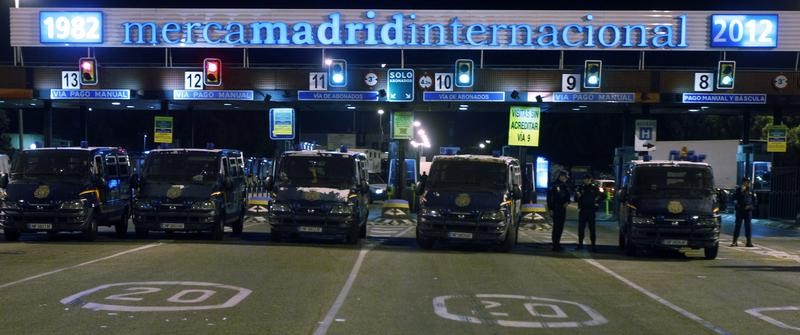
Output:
769 166 800 220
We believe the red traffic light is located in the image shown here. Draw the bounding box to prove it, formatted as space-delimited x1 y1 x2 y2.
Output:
203 58 222 86
79 57 98 85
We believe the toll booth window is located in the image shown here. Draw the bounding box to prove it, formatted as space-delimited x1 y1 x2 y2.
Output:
278 157 355 188
105 156 118 177
144 153 219 184
429 161 507 190
752 162 771 191
633 167 713 193
10 151 91 180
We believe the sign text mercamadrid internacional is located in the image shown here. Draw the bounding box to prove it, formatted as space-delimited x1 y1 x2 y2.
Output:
120 11 688 48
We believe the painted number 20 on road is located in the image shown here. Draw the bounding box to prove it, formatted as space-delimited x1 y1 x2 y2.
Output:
61 281 252 312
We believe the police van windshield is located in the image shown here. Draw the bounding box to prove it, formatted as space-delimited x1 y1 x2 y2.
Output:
632 166 713 194
144 153 219 184
428 161 507 191
10 150 91 181
277 156 355 188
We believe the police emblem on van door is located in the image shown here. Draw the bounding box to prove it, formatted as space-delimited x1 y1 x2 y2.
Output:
303 191 321 202
667 201 684 214
166 185 184 199
455 193 471 207
34 185 50 199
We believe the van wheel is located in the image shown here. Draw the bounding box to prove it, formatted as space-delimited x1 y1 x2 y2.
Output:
704 244 719 260
416 226 434 249
496 225 517 253
232 210 245 236
3 228 20 242
83 218 98 242
115 208 130 238
210 214 225 241
625 236 637 256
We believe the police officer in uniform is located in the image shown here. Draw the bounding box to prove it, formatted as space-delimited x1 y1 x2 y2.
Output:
731 177 756 247
575 174 601 251
547 171 571 251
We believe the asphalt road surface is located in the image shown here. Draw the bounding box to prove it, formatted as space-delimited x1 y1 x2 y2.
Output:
1 205 798 335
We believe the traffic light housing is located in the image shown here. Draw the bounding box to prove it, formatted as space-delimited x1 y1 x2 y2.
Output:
79 57 98 85
455 59 474 88
328 59 347 87
717 61 736 89
203 58 222 86
583 60 602 89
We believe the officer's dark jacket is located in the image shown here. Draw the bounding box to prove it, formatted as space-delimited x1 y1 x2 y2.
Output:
547 181 571 210
734 187 756 211
575 183 601 211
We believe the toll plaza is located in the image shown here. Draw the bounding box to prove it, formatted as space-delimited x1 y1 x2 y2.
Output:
1 6 800 334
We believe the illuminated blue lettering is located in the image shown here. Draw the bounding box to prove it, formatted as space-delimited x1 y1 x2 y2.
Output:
598 24 621 47
250 22 289 45
160 22 181 44
536 24 560 47
489 24 507 46
318 13 342 45
466 24 486 46
561 24 583 47
677 15 688 47
509 25 533 46
380 13 405 45
345 22 364 45
123 22 157 44
450 17 463 46
202 22 223 44
651 25 675 48
184 22 201 44
422 24 446 46
622 25 647 47
292 22 315 45
364 11 378 45
225 22 247 44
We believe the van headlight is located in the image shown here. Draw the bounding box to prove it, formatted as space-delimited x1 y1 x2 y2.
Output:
420 207 441 218
192 200 216 211
59 199 86 210
330 203 353 215
697 218 718 226
481 210 506 221
269 203 291 213
632 216 655 225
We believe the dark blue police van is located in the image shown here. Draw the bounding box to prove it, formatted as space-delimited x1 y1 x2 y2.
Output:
132 148 247 240
416 155 522 252
1 147 133 241
266 150 370 244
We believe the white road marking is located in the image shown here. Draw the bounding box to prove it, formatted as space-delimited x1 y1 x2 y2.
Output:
722 239 800 264
0 243 162 290
313 225 414 335
60 281 251 312
745 306 800 331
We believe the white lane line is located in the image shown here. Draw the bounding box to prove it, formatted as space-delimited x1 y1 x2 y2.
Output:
313 225 414 335
551 231 731 335
0 243 163 290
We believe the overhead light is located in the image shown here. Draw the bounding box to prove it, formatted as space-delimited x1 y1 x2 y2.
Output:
417 129 426 136
377 109 385 115
380 63 387 68
479 143 486 149
29 103 36 106
0 100 5 103
324 58 332 66
413 120 421 127
88 107 93 112
459 104 468 108
149 106 155 109
485 140 491 144
688 108 700 112
224 103 232 106
700 106 709 110
111 102 121 106
458 107 468 111
578 105 588 108
347 106 356 110
126 105 134 108
572 108 581 111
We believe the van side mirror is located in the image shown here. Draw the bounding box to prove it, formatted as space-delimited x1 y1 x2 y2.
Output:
0 173 8 189
512 185 522 200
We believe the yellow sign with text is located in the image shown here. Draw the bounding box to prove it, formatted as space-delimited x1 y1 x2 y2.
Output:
154 116 173 144
508 106 540 147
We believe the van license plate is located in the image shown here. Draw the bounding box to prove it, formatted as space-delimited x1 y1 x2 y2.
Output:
448 232 473 239
161 223 184 229
298 226 322 233
662 239 687 246
28 223 52 230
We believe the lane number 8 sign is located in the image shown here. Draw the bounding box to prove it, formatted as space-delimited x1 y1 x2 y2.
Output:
694 73 714 92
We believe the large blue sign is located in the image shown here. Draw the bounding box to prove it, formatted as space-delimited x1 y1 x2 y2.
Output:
50 89 130 100
386 68 415 102
423 92 505 102
172 90 254 100
40 12 103 44
682 93 767 104
710 15 778 48
551 92 635 103
297 91 379 101
269 108 295 140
